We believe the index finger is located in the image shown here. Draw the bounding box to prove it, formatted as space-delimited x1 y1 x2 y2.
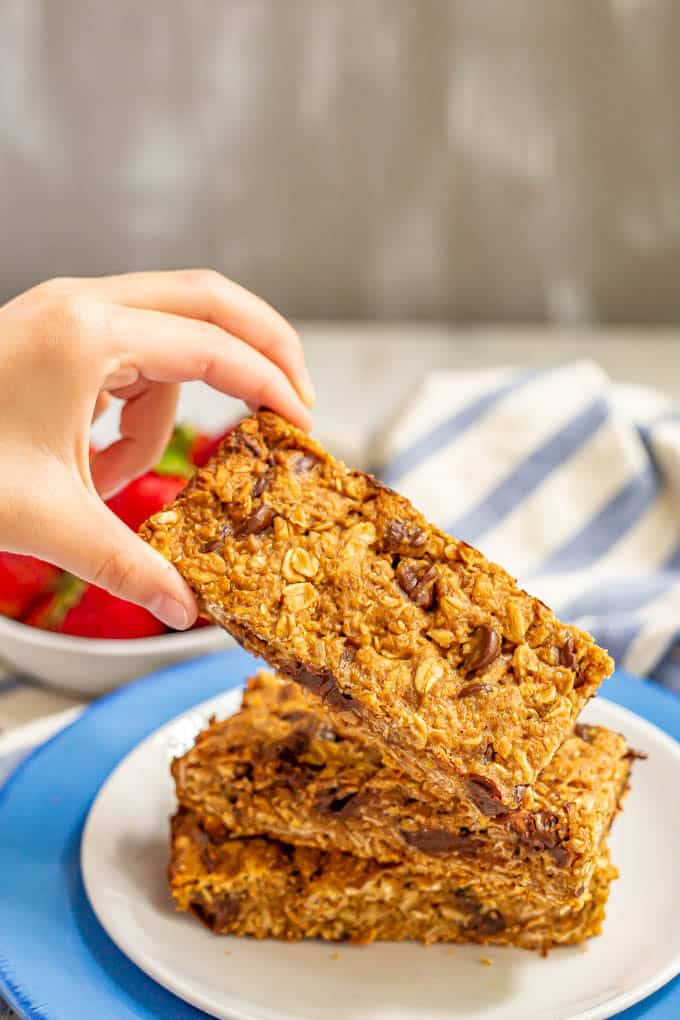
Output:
101 302 313 432
72 269 316 408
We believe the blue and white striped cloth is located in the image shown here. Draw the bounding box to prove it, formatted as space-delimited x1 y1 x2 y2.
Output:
372 360 680 690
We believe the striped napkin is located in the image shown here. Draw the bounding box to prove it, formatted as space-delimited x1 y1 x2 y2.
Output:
372 360 680 690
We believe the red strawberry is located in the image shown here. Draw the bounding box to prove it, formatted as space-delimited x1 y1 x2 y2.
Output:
191 424 238 467
0 553 60 619
26 575 165 639
24 574 87 630
187 431 213 466
59 585 165 639
107 472 187 533
192 615 212 629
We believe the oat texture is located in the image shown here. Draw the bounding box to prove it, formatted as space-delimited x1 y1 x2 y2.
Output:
143 411 614 808
173 671 631 907
169 808 616 950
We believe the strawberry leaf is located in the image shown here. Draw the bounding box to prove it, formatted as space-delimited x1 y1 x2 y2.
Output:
155 425 197 479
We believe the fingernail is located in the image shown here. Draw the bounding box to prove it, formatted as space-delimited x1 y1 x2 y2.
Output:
103 365 140 390
150 595 190 630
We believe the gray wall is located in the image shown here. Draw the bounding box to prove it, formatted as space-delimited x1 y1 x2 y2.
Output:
2 0 680 322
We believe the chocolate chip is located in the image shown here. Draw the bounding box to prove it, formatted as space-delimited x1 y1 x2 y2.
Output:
457 681 494 699
351 470 395 501
191 825 210 847
238 504 276 535
559 633 578 670
507 809 574 866
279 709 338 743
464 774 507 816
243 435 265 458
549 845 574 867
472 910 506 936
200 847 219 872
279 762 322 790
293 454 319 473
509 810 560 850
574 722 596 743
454 888 506 935
396 561 419 594
560 633 587 688
400 828 483 855
382 519 428 554
277 729 312 763
252 470 272 497
395 561 437 609
533 811 561 843
466 625 501 674
291 663 361 714
210 894 241 930
201 523 232 553
623 747 648 761
201 539 223 554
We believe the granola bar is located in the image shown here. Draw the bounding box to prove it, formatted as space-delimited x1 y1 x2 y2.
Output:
143 411 614 808
173 671 632 906
169 808 616 950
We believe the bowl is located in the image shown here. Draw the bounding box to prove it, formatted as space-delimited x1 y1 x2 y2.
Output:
0 615 232 697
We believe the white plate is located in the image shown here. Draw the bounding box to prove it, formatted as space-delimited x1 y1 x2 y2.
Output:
82 694 680 1020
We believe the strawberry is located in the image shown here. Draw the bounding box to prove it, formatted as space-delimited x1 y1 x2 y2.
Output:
0 553 60 619
192 615 212 629
187 431 213 467
155 422 237 471
107 472 187 533
59 585 165 639
26 578 165 639
190 424 238 467
24 573 87 629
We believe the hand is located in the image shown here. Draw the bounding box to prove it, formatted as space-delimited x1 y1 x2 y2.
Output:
0 270 315 629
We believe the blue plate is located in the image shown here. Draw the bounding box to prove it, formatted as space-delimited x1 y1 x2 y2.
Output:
0 652 679 1020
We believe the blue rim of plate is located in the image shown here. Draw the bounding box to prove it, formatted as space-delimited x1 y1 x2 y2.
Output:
0 652 679 1020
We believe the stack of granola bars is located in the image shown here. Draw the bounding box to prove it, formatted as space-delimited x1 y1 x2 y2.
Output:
143 411 635 950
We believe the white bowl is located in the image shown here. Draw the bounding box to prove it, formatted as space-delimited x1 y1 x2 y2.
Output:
0 615 232 697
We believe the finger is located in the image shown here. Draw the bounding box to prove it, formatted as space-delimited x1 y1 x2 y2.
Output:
92 391 112 421
44 485 197 629
101 303 313 432
90 381 179 498
77 269 315 407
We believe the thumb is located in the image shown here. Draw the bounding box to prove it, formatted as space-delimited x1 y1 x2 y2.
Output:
47 487 197 629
